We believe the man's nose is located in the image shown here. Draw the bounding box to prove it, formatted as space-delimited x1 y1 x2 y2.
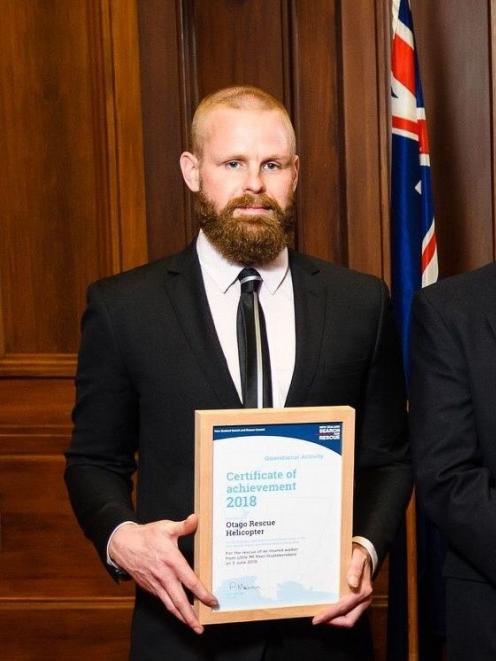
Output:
243 167 265 194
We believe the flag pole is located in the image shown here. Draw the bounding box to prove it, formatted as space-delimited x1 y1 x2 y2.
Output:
406 491 419 660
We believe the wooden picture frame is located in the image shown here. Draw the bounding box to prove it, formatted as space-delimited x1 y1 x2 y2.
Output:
194 406 355 624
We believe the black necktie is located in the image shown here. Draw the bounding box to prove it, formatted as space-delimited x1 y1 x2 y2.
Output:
237 268 273 408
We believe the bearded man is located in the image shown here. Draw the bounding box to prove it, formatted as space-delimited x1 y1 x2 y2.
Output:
65 86 411 660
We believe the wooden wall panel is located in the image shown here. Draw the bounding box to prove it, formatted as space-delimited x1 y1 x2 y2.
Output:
0 379 73 455
0 380 134 655
0 0 147 376
291 0 346 263
193 0 288 102
413 0 494 275
0 1 106 360
0 604 132 661
341 0 390 279
137 0 193 258
370 597 388 660
104 0 148 272
0 456 132 598
0 0 146 656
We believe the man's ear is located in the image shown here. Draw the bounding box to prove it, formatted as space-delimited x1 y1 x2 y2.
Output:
292 155 300 192
180 151 200 192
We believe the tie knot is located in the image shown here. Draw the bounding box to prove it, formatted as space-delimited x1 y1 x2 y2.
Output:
238 268 262 294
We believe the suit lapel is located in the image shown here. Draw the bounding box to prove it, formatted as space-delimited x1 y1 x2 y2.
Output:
285 252 327 406
162 242 242 408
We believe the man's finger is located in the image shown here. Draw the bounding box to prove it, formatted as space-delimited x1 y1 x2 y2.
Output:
324 598 372 628
173 555 218 608
312 592 362 625
180 514 198 535
130 572 192 629
155 586 187 625
164 513 199 541
161 578 204 634
346 547 369 589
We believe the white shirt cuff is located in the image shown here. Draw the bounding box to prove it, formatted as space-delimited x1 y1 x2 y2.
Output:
106 521 138 569
352 536 378 574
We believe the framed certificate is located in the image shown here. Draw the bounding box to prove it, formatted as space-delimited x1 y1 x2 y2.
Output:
194 406 355 624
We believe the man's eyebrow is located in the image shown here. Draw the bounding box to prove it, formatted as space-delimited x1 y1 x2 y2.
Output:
214 152 292 162
210 153 246 162
263 154 294 164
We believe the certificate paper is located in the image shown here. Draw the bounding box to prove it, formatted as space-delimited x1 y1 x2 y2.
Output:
194 406 355 624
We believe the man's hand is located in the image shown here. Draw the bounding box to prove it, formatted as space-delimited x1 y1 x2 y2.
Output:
312 544 373 628
108 513 218 634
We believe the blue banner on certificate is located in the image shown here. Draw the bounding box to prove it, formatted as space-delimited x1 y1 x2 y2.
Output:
194 406 355 624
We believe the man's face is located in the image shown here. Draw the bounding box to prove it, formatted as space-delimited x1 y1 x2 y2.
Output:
197 107 298 215
181 106 299 264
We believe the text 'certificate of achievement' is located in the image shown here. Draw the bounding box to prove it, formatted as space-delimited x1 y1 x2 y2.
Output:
194 406 355 624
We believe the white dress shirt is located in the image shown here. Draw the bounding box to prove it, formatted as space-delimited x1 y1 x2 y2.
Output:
196 229 295 407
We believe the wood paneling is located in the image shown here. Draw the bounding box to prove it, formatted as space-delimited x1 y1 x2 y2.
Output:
137 0 192 258
0 380 134 595
193 0 287 101
102 0 148 272
0 456 134 598
0 602 132 660
291 0 346 262
0 379 133 654
0 0 147 376
0 379 72 447
0 0 146 656
0 0 106 360
370 596 388 660
413 0 494 275
341 0 390 279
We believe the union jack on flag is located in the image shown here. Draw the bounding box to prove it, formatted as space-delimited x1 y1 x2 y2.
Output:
391 0 438 376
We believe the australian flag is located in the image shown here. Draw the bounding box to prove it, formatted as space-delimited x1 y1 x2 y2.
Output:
391 0 438 376
390 1 444 659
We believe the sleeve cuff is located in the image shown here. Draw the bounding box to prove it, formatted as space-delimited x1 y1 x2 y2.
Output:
106 520 138 571
352 535 378 574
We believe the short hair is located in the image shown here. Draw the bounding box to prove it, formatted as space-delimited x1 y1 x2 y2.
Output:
191 85 296 156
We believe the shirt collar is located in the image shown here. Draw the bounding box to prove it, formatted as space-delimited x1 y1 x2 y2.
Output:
196 229 289 295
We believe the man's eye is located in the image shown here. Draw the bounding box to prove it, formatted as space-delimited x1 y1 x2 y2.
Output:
225 161 241 169
264 162 280 170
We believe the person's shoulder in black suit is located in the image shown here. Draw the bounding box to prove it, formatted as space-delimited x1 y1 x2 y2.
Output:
416 261 496 315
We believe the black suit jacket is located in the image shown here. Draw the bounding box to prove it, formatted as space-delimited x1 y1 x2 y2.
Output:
65 242 410 660
411 262 496 586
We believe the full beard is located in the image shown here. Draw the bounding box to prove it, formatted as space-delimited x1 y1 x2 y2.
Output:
196 191 295 265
